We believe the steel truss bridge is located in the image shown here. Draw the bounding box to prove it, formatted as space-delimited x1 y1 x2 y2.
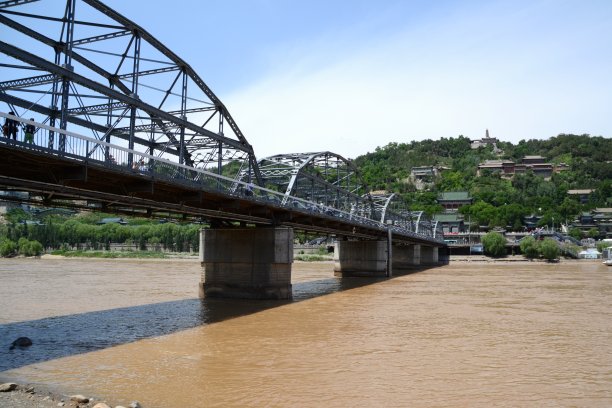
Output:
0 0 444 247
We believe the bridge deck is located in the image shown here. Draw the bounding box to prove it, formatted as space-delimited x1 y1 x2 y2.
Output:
0 137 442 246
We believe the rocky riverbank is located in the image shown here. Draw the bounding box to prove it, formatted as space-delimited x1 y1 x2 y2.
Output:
0 382 141 408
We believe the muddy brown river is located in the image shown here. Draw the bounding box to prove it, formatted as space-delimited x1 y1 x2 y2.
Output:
1 258 611 407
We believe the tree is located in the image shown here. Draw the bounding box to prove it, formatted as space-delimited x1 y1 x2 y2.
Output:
520 236 540 259
568 228 583 241
482 232 507 257
540 238 560 261
462 201 499 228
587 227 600 239
0 238 17 257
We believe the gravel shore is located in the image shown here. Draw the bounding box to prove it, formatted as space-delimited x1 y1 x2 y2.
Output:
0 383 136 408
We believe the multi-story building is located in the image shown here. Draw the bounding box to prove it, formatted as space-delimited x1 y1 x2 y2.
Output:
477 155 565 179
437 191 473 213
570 207 612 238
567 189 595 204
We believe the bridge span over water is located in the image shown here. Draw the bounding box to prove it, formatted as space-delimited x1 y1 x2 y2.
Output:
0 0 447 299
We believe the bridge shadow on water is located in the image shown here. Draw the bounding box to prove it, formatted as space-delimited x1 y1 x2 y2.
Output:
0 268 430 373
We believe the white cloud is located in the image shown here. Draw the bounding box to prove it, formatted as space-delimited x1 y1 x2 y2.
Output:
225 1 612 160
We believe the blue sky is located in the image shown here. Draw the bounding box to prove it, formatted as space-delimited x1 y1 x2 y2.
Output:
15 1 612 158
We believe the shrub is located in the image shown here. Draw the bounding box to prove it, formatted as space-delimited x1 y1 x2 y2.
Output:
17 239 44 256
0 239 17 257
482 232 506 257
17 237 29 254
568 227 583 241
540 238 560 261
520 236 540 259
597 241 611 253
27 240 43 256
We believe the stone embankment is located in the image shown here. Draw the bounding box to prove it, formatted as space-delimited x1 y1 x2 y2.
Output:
0 383 141 408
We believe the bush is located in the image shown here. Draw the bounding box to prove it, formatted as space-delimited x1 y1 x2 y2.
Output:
520 236 540 259
28 240 43 256
569 227 583 241
482 232 507 257
0 239 17 257
17 239 44 256
540 238 560 261
17 237 29 254
597 241 611 253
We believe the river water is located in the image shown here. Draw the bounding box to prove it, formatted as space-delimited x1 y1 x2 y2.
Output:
0 258 611 407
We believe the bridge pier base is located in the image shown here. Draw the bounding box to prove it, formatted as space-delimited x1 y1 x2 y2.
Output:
333 240 389 277
420 245 439 265
199 227 293 300
392 244 421 269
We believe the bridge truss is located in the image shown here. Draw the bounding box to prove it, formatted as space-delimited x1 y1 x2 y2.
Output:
253 152 372 213
0 0 444 245
0 0 261 182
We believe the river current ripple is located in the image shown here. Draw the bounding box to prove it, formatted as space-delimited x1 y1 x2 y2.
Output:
1 258 611 407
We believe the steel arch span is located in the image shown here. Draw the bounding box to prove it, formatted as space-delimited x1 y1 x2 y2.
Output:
0 0 261 183
251 151 375 216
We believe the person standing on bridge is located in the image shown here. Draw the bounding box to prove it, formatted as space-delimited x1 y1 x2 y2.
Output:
245 181 254 197
24 119 35 144
3 111 18 140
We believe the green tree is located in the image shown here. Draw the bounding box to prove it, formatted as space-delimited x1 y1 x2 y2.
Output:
18 239 43 256
540 238 560 261
568 228 583 241
482 232 506 257
520 236 540 259
0 238 17 257
461 201 499 228
587 227 600 239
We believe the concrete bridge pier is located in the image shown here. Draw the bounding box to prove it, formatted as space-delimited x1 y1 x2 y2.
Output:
420 245 439 265
334 240 445 277
334 240 390 277
199 227 293 300
392 244 421 269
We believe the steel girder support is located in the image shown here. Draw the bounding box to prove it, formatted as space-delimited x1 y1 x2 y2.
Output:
0 0 40 9
72 29 130 46
80 0 262 184
256 151 373 216
0 91 180 155
0 73 57 90
369 192 415 230
1 1 262 184
0 14 132 94
0 41 250 153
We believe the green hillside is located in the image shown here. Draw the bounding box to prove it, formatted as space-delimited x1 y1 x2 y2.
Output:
353 134 612 231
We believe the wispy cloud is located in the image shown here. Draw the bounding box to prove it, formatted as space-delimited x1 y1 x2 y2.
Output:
226 0 612 159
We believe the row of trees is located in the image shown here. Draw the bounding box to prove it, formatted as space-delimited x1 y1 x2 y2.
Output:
1 209 201 254
481 231 561 261
0 237 43 257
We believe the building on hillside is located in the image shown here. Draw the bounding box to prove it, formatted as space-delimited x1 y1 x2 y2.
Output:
470 129 501 152
593 208 612 238
434 213 466 234
523 214 542 230
477 160 516 176
567 189 595 204
409 166 448 191
521 155 546 165
410 166 438 181
570 208 612 238
477 155 562 179
437 191 473 212
555 163 570 172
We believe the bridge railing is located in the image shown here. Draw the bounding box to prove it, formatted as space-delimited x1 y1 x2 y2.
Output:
0 112 443 242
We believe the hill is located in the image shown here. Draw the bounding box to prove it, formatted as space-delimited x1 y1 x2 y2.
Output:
353 134 612 233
